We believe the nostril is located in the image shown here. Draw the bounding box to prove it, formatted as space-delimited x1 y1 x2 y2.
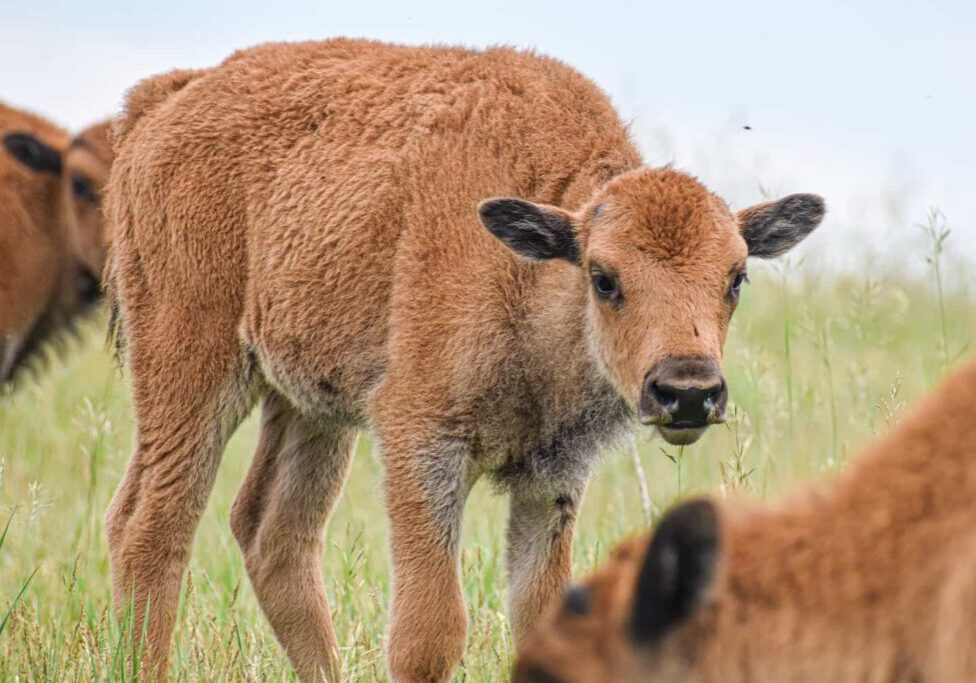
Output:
704 380 728 412
651 381 679 412
643 358 726 427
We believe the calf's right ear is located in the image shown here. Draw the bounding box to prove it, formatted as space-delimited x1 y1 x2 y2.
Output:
630 498 720 645
738 193 825 258
478 198 581 264
3 132 63 176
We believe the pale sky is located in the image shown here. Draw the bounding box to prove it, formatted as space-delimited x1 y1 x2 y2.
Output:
2 0 973 270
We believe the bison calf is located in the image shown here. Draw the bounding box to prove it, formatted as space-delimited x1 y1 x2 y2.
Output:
515 357 976 682
105 39 823 681
0 103 113 384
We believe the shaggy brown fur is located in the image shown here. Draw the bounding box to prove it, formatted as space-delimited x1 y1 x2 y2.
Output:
105 38 823 682
515 356 976 683
0 103 112 384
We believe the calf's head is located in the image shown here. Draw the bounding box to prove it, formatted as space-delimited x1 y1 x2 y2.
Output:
513 499 724 683
0 110 112 384
479 167 824 445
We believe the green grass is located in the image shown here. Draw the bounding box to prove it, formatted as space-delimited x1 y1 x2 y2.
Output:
0 253 972 681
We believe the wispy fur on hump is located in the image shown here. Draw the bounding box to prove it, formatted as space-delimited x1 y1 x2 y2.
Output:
105 67 203 357
113 68 205 148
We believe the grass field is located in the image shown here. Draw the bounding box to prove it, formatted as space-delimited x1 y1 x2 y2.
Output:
1 234 973 680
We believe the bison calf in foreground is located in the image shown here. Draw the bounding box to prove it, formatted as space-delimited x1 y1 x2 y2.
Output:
0 103 113 384
515 357 976 683
105 39 823 681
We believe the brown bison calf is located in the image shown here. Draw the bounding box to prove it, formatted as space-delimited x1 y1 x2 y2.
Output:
0 103 113 384
515 357 976 683
105 39 823 681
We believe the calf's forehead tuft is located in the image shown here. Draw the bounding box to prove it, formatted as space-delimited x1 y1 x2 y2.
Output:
591 168 739 263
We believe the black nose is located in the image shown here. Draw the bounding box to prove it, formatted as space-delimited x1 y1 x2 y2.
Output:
640 357 727 427
78 268 101 304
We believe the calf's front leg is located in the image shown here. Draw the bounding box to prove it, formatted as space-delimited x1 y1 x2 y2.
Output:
382 431 475 683
506 486 582 642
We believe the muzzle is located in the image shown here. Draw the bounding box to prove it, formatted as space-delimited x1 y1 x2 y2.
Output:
639 356 728 445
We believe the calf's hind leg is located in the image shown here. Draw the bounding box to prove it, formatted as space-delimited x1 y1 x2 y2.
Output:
230 395 357 682
105 313 255 678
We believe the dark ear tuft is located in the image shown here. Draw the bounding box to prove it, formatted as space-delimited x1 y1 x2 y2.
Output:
738 193 825 258
3 132 63 176
478 198 580 264
630 498 720 644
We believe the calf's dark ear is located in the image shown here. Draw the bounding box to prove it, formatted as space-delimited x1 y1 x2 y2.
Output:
3 132 63 175
478 198 580 264
630 498 720 644
738 193 825 258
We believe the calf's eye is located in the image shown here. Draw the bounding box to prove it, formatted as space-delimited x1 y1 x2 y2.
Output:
71 172 97 205
728 271 748 299
590 270 619 302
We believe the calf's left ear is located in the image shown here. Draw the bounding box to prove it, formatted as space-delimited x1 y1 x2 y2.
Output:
630 498 720 645
478 198 581 264
737 193 825 258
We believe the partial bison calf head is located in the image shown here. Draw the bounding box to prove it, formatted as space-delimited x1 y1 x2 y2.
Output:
62 121 114 282
512 499 721 683
1 111 113 384
479 167 823 445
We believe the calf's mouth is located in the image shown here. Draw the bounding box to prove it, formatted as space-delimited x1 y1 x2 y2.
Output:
655 423 709 446
0 274 102 387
